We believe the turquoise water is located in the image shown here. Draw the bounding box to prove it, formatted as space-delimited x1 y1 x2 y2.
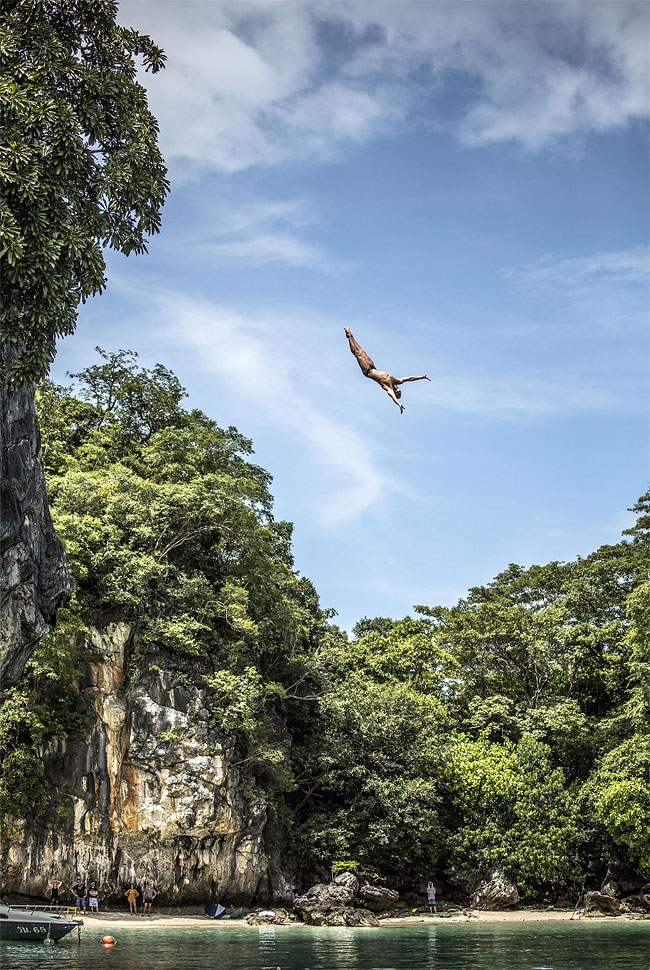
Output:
0 922 648 970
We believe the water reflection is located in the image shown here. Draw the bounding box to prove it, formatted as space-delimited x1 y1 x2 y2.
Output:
0 921 647 970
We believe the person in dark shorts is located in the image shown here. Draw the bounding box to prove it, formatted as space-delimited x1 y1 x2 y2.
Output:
344 327 431 414
142 883 157 915
48 878 61 910
71 877 86 913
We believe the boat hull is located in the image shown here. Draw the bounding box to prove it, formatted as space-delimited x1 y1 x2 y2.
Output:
0 916 80 941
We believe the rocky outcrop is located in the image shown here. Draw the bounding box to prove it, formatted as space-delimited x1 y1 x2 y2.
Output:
620 894 650 915
472 872 520 910
584 891 622 916
358 883 399 911
246 908 293 925
296 901 380 927
317 907 380 927
0 623 272 904
0 374 70 686
447 868 520 909
295 881 357 914
293 871 396 925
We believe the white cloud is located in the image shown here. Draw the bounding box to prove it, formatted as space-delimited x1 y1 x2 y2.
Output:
455 3 650 149
119 0 649 175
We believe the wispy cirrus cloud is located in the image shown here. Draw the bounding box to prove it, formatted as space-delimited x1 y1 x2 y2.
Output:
501 247 649 331
146 292 406 525
198 198 349 272
426 372 615 418
207 232 331 269
162 196 348 273
503 248 649 288
121 1 649 176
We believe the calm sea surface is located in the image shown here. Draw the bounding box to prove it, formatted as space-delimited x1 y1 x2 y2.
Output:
1 921 648 970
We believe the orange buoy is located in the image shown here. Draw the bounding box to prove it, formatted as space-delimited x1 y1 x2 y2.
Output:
101 935 116 945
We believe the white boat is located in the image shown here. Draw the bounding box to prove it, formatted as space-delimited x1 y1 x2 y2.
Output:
0 902 82 942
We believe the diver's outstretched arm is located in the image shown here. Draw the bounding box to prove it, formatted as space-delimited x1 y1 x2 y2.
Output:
394 375 431 384
384 385 404 413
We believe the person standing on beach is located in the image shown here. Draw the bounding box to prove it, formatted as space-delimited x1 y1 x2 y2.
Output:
124 884 139 914
71 877 86 914
48 877 61 910
142 883 157 915
88 882 100 913
426 881 437 914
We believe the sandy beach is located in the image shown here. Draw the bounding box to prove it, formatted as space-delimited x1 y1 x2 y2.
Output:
76 909 631 932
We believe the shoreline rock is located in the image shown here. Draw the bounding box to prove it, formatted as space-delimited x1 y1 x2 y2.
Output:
294 871 397 926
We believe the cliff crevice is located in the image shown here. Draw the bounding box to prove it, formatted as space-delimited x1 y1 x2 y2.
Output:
0 371 70 687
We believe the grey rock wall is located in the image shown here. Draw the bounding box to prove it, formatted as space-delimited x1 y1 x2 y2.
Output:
0 623 272 906
0 369 70 686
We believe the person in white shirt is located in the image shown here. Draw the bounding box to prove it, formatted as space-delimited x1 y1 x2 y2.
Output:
426 881 437 913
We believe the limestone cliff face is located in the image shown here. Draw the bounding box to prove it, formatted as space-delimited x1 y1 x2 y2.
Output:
0 374 70 686
1 623 274 905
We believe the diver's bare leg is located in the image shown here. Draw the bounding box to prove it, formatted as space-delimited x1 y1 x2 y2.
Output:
395 375 431 384
345 327 375 374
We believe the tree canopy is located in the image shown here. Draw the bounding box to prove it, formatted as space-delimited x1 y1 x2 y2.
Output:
1 348 648 895
0 0 168 383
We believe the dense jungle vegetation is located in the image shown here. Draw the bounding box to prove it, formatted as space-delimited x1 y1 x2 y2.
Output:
1 350 648 896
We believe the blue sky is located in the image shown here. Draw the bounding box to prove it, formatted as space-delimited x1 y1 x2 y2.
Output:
51 1 649 630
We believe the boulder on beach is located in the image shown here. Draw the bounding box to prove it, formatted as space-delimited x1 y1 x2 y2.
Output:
294 881 357 913
293 871 398 925
333 871 360 895
619 894 650 915
472 872 520 910
584 892 622 916
245 908 292 925
299 905 380 927
358 884 400 912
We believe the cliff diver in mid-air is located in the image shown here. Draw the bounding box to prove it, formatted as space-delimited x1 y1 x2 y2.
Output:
344 327 430 414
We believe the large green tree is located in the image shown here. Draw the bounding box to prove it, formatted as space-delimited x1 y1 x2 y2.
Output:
445 733 582 891
416 529 647 781
0 350 331 819
36 351 326 672
289 617 449 875
0 0 168 382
